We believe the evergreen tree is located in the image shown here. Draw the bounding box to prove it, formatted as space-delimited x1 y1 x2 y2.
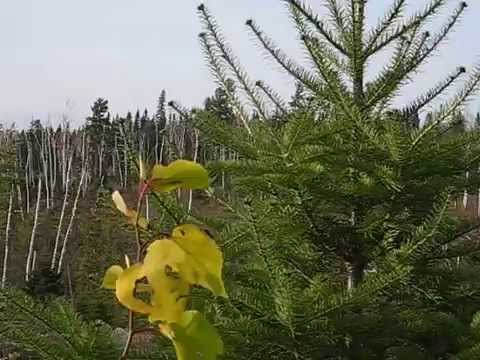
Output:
205 79 236 125
86 98 110 141
475 112 480 129
194 1 480 359
155 89 168 131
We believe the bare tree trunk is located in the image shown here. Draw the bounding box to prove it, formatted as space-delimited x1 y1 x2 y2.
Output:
48 129 55 208
40 129 50 209
26 178 42 282
32 250 38 273
56 169 86 274
98 134 105 184
28 140 34 185
112 148 116 178
15 154 24 221
81 132 89 198
221 146 226 190
52 130 57 197
188 129 199 212
155 121 159 163
115 135 124 187
62 123 67 189
51 153 73 270
1 185 14 288
25 149 31 214
66 263 74 302
123 132 128 188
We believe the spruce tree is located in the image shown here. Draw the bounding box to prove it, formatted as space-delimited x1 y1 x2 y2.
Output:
193 1 480 359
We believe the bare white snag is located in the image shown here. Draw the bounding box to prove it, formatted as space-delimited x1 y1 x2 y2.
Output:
32 250 38 273
188 129 200 212
25 146 31 214
40 129 50 209
56 169 86 274
48 128 55 207
51 153 73 270
25 178 42 282
1 184 14 289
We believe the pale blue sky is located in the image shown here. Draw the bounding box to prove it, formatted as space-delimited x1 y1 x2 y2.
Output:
0 0 479 128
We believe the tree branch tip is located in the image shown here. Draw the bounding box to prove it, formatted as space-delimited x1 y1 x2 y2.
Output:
245 19 253 26
197 3 205 11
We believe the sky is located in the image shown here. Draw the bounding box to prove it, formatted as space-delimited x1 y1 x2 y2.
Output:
0 0 479 128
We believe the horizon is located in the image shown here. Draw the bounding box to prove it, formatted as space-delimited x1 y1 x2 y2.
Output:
1 0 479 129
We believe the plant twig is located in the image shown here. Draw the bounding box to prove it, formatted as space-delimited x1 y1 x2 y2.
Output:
120 183 148 360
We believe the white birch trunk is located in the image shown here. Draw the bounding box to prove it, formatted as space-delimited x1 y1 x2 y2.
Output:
25 178 42 282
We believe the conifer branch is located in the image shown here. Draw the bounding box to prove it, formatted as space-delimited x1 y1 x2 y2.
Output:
364 0 447 57
302 35 354 118
197 4 268 121
413 64 480 147
324 0 350 36
167 100 190 120
365 0 407 56
365 29 431 111
245 19 324 95
401 66 466 116
198 32 252 134
255 80 288 116
289 6 350 76
285 0 348 56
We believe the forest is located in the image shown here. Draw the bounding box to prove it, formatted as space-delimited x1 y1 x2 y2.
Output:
2 0 480 359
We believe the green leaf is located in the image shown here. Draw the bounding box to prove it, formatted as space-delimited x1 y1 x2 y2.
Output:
167 311 224 360
149 160 209 193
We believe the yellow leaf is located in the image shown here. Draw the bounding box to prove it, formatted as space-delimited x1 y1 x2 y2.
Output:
150 160 209 193
171 224 227 297
112 191 128 215
101 265 123 290
115 264 152 314
167 311 224 360
143 240 190 323
112 191 148 229
144 225 227 299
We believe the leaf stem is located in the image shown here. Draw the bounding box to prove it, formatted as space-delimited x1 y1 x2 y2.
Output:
120 182 148 360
